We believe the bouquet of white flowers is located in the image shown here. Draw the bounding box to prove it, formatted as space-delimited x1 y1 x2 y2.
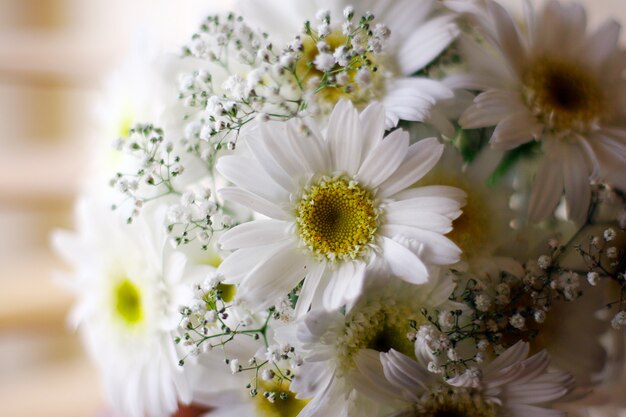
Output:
53 1 626 416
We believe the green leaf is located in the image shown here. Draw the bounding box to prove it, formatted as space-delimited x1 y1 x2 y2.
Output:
486 141 541 187
454 126 492 164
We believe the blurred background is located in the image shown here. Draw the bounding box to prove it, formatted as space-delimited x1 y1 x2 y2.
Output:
0 0 623 416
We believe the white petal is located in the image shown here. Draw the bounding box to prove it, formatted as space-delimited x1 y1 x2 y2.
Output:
238 243 309 311
385 196 463 219
357 129 409 189
378 138 444 198
483 341 529 376
322 261 366 310
528 152 564 223
381 224 461 265
218 219 291 250
294 262 326 317
245 123 297 192
352 350 404 405
381 349 431 397
381 237 429 284
460 90 527 129
505 404 567 417
369 0 435 51
386 206 454 234
216 155 288 201
562 143 591 224
393 185 466 203
490 112 542 150
219 187 290 220
358 102 386 158
327 100 362 175
583 19 621 69
397 14 460 75
383 79 453 128
485 1 526 75
218 242 289 284
286 121 330 175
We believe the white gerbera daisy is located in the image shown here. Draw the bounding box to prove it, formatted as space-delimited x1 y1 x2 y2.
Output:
216 100 465 313
52 199 200 417
449 0 626 224
235 0 459 128
356 340 574 417
276 269 459 417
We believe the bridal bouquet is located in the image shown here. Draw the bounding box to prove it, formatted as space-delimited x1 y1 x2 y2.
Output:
54 1 626 416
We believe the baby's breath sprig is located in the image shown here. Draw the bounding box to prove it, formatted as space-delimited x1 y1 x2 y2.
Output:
110 123 232 249
110 124 183 223
574 227 626 329
176 273 301 402
412 250 587 379
166 189 233 250
178 8 390 159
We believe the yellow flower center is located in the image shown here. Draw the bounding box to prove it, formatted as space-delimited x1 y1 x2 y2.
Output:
296 31 381 108
254 381 309 417
113 279 143 326
416 386 498 417
295 178 379 262
337 301 423 373
523 58 604 131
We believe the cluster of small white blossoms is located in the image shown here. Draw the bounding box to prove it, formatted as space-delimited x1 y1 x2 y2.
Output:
412 252 586 378
176 271 302 403
110 121 234 248
110 124 184 222
178 9 389 152
575 226 626 330
166 188 234 250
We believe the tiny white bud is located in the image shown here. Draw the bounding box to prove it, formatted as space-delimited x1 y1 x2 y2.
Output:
604 228 616 242
229 359 240 374
261 369 275 381
509 314 526 329
538 255 551 269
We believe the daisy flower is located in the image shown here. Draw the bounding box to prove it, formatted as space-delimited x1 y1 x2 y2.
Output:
216 100 465 313
234 0 460 128
356 340 574 417
274 268 459 417
52 199 203 417
449 0 626 224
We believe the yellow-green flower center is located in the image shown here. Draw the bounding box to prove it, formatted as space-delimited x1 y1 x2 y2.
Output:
415 386 498 417
295 178 379 262
114 279 143 326
254 381 309 417
337 301 423 373
523 58 604 131
295 31 382 109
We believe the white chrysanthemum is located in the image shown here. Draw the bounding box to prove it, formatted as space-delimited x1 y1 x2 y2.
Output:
356 340 574 417
448 0 626 224
216 100 465 313
52 199 199 417
235 0 460 128
276 269 458 417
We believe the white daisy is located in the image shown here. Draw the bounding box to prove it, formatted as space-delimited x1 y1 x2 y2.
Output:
277 269 459 417
52 198 202 417
234 0 459 128
216 100 465 313
356 340 574 417
448 0 626 224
